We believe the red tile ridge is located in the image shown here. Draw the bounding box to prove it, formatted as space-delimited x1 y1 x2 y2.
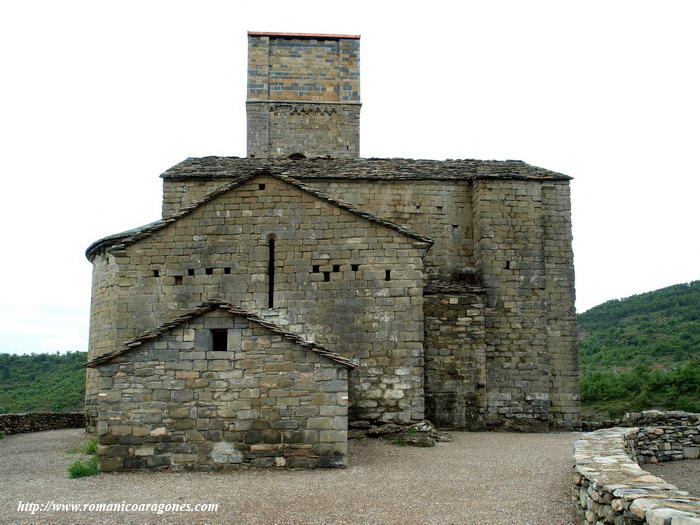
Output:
248 31 360 39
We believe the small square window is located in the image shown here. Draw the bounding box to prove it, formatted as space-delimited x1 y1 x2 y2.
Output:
323 271 330 282
332 264 340 272
351 264 359 272
153 270 160 277
188 269 195 276
211 329 227 352
258 183 266 190
205 268 213 275
224 267 231 274
312 265 320 273
174 275 183 285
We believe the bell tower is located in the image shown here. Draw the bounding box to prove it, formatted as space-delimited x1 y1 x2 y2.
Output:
246 31 361 158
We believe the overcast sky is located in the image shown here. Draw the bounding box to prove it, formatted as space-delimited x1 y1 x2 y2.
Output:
1 0 698 355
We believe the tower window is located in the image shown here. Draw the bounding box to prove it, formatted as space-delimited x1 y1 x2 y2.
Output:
188 269 195 276
258 184 266 190
332 264 340 272
152 270 159 277
224 267 231 274
174 276 183 285
211 329 227 352
351 264 359 272
385 270 391 281
323 271 330 282
312 265 320 273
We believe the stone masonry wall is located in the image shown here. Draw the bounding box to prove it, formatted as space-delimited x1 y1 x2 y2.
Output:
86 252 119 432
247 35 360 158
423 292 487 429
89 175 428 424
0 413 85 436
303 179 474 281
472 178 578 430
573 421 700 524
95 309 349 471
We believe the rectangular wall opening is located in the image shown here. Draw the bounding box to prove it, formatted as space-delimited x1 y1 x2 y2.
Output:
211 329 227 352
188 269 195 276
385 270 391 281
268 237 275 308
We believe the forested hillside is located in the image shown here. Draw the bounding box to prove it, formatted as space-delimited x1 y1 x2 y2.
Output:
0 352 86 414
578 281 700 418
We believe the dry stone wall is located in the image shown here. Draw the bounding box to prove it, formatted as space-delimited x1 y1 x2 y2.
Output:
95 309 349 471
0 413 85 435
574 412 700 524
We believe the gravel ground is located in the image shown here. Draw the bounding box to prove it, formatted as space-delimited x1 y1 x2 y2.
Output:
644 459 700 494
0 428 580 525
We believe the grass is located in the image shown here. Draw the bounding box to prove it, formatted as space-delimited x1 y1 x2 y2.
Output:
0 432 5 440
66 436 99 478
67 437 98 455
392 439 407 447
67 456 98 478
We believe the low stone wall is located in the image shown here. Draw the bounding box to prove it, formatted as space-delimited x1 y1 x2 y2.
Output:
0 413 85 436
573 411 700 524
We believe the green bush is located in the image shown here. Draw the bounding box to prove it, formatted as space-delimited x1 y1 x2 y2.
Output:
0 432 5 440
67 456 99 478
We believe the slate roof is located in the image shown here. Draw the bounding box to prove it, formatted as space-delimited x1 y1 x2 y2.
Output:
160 156 571 181
85 170 434 260
85 300 357 369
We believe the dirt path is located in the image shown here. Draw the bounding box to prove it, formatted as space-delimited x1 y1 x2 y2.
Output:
0 429 580 525
645 459 700 494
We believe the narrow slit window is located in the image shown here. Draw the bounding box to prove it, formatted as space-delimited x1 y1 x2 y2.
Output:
323 271 330 282
211 329 227 352
205 268 213 275
174 275 183 285
267 236 275 308
188 269 195 276
224 267 231 275
152 270 160 277
332 264 340 272
351 264 359 272
385 270 391 281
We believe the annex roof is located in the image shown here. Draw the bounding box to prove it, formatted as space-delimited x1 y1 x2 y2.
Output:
161 156 571 182
85 300 357 369
85 170 434 260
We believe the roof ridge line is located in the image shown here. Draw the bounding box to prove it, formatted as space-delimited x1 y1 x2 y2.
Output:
86 300 357 369
86 170 433 260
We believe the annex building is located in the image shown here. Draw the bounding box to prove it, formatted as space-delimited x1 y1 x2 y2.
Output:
85 32 579 471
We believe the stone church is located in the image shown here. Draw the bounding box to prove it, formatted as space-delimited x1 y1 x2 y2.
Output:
85 32 578 471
